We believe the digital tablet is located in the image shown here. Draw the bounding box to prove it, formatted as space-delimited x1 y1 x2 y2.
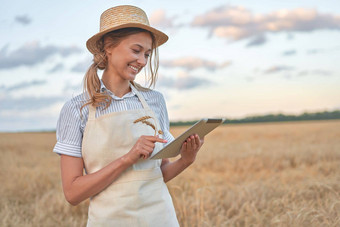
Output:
150 118 225 159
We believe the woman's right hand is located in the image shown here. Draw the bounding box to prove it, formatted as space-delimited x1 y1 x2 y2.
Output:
124 135 167 164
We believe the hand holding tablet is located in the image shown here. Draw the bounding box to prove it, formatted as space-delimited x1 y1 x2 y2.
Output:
150 118 225 159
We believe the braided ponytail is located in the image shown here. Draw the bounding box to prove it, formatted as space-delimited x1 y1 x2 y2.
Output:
80 49 112 113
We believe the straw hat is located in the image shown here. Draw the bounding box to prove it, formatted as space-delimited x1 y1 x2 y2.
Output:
86 5 168 54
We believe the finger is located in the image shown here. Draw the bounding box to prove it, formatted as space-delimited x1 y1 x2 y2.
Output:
190 135 196 149
186 137 192 151
146 148 155 158
140 150 150 159
142 141 156 150
194 134 200 146
142 144 154 152
143 136 168 143
140 152 146 159
181 141 187 151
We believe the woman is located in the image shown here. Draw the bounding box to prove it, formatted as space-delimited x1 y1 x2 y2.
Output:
53 5 204 226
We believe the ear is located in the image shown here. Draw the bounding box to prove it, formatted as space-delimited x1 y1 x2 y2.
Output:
105 46 113 55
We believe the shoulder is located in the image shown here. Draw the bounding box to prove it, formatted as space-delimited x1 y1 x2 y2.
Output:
60 93 89 117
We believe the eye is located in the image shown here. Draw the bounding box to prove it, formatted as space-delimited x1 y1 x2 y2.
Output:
132 49 140 54
145 53 150 58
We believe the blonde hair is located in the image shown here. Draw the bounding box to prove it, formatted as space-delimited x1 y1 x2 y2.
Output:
81 28 159 111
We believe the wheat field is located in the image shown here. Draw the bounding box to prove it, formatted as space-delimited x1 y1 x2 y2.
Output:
0 120 339 227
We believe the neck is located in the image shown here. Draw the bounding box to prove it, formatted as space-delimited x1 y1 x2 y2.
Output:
102 71 131 98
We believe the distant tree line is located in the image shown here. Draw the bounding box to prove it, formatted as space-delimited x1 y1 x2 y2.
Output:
170 110 340 126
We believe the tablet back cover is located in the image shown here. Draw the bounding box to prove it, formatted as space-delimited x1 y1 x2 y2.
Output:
150 118 224 159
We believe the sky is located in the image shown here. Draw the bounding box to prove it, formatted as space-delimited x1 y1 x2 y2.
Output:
1 0 340 132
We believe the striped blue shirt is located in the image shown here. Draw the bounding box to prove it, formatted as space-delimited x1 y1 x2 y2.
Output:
53 81 174 158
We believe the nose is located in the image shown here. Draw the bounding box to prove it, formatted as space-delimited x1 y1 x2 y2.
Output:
137 54 147 66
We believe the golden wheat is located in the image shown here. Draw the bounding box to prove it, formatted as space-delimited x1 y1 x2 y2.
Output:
0 120 339 226
133 116 163 136
133 116 152 123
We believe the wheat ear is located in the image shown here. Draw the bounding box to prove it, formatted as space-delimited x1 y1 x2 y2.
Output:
133 116 152 123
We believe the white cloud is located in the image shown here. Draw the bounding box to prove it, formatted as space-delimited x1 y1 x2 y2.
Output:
246 35 267 47
264 65 295 74
15 15 32 25
0 80 46 92
298 69 333 76
71 58 92 73
0 41 82 69
0 95 64 111
48 63 64 73
161 56 231 71
149 9 175 29
192 6 340 45
157 71 212 90
282 49 297 56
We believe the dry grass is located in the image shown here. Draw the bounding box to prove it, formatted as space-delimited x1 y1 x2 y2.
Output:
1 120 340 226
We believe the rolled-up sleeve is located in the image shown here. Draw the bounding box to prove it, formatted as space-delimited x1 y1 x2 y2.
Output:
53 100 83 158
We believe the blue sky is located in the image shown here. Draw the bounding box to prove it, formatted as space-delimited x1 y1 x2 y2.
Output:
1 0 340 131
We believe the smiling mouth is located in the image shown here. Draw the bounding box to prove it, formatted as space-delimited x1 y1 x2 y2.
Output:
128 65 140 73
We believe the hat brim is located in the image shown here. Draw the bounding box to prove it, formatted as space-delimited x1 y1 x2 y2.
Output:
86 23 168 54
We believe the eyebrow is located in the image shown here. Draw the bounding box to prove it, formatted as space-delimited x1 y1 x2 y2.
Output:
134 44 151 52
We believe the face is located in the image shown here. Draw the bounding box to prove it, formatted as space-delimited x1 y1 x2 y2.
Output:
105 32 153 82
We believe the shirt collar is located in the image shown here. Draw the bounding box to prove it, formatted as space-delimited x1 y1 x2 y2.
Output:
100 80 141 100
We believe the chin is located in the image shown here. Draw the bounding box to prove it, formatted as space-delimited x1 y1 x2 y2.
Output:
126 75 137 81
130 72 140 78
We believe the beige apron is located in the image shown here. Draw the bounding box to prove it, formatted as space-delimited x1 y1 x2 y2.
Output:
82 84 179 227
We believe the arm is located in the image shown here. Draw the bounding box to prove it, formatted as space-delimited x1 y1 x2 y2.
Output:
161 134 204 183
60 136 167 206
61 154 129 206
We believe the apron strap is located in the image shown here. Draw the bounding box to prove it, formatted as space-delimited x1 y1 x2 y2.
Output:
88 104 96 120
130 83 151 110
130 83 162 136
